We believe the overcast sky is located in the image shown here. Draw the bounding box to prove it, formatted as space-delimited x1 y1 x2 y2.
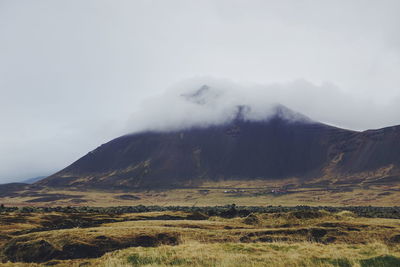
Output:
1 0 400 183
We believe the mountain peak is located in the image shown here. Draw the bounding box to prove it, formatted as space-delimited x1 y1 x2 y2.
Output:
181 84 214 105
180 85 313 126
271 104 313 123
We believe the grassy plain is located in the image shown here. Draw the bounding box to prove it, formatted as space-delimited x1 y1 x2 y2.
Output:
2 180 400 266
1 178 400 207
1 209 400 266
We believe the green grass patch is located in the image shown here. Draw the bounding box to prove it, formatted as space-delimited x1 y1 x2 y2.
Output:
169 258 192 265
127 253 192 266
360 255 400 267
312 257 352 267
127 254 161 266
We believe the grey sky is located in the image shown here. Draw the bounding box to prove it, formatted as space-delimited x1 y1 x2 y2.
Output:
0 0 399 183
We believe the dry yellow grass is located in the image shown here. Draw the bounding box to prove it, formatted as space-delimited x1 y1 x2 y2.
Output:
2 241 399 267
2 183 400 207
91 241 400 267
1 210 400 266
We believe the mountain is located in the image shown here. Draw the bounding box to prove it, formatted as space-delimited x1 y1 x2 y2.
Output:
37 104 400 189
21 176 46 184
0 182 32 198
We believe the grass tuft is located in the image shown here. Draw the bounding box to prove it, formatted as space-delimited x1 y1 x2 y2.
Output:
127 253 161 266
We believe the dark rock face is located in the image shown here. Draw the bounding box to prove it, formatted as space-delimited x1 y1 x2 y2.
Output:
37 107 400 189
335 125 400 173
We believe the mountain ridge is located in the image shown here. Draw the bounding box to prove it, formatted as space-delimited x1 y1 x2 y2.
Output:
37 104 400 189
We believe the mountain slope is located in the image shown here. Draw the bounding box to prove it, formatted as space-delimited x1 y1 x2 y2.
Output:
31 109 344 188
326 124 400 185
22 176 47 184
37 100 400 189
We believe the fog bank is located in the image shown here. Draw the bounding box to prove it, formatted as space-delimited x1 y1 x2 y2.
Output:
127 78 400 133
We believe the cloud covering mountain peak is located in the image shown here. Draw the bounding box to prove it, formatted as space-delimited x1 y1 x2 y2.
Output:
126 79 319 133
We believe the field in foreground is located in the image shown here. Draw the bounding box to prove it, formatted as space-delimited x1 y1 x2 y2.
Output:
1 206 400 266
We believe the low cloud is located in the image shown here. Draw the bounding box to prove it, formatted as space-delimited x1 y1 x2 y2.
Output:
127 77 400 133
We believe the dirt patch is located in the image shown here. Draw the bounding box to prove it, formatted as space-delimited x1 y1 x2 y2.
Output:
135 212 208 221
309 228 328 241
277 223 300 228
289 210 327 219
186 211 209 220
69 199 88 204
132 233 179 247
11 213 122 235
1 232 181 263
2 239 59 263
243 213 260 225
0 213 33 225
0 234 11 242
25 194 84 203
136 214 187 220
378 191 392 196
60 242 102 259
389 234 400 243
115 194 141 200
317 222 365 232
40 214 119 228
